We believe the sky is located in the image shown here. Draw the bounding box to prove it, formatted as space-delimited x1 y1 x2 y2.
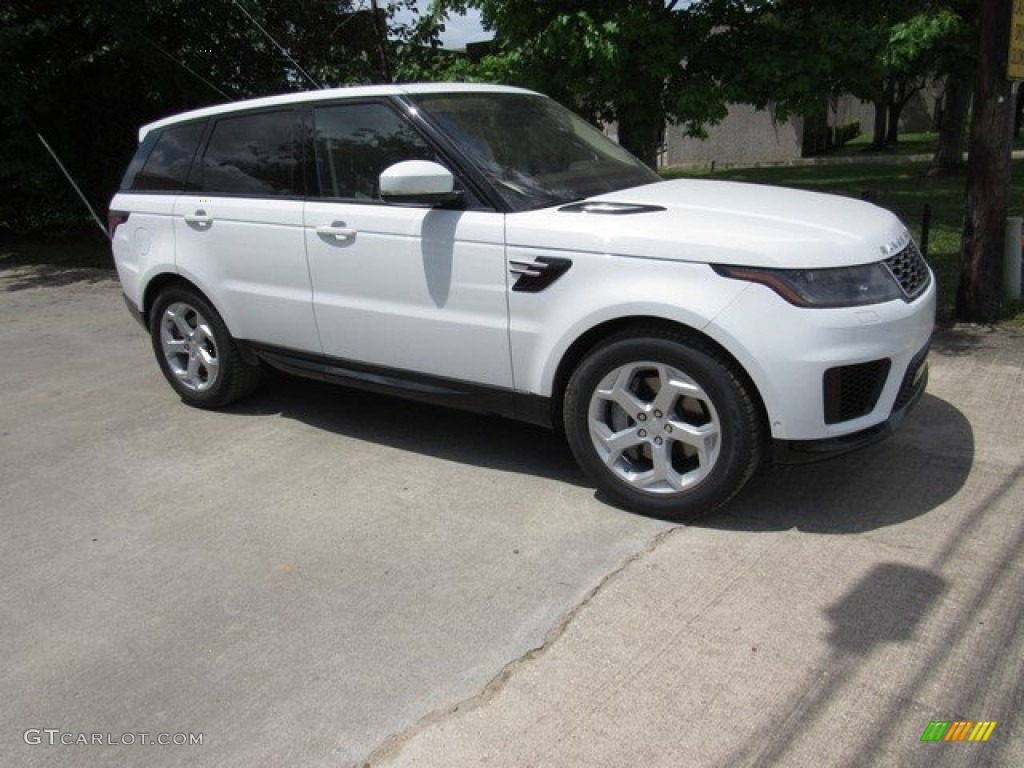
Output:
391 2 490 49
437 7 489 48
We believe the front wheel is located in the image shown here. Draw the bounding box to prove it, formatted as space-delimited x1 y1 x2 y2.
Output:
149 287 261 409
564 330 765 519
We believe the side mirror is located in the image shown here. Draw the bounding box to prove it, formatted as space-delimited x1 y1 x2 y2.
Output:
380 161 463 207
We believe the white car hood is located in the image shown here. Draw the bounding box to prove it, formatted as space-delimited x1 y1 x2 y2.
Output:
506 179 911 269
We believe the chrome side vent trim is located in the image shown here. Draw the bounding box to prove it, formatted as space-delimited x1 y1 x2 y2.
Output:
510 257 573 293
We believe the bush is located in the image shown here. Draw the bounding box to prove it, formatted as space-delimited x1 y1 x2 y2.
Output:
834 121 861 147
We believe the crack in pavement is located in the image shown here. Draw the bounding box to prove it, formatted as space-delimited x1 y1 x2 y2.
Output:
359 523 684 768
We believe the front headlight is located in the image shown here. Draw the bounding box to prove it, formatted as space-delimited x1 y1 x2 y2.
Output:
712 263 903 308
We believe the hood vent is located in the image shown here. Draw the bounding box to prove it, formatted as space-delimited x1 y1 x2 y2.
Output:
558 201 666 215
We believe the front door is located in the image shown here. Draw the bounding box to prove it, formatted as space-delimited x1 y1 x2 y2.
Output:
303 101 512 389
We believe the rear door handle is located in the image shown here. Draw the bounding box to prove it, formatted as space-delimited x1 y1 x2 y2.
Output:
316 224 357 241
184 210 212 227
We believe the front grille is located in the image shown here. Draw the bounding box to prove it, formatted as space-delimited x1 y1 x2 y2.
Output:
823 359 892 424
884 241 931 300
892 344 930 413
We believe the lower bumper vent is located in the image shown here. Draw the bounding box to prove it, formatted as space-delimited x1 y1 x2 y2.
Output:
823 359 892 425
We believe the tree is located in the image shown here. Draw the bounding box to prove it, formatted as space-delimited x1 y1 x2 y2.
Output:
725 0 965 150
957 0 1014 322
1015 82 1024 137
877 9 964 146
931 75 972 170
430 0 752 167
0 0 419 237
927 0 976 171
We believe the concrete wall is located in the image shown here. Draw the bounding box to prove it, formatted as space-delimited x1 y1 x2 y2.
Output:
660 89 939 169
661 103 803 168
830 91 937 136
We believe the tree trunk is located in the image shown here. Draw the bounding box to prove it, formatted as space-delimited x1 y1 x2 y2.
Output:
957 0 1013 323
885 100 903 145
368 0 392 83
616 106 663 170
1015 82 1024 138
886 81 921 146
871 97 887 149
931 76 970 171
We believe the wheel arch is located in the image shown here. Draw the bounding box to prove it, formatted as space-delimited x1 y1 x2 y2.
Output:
141 273 258 366
549 316 770 442
142 273 226 332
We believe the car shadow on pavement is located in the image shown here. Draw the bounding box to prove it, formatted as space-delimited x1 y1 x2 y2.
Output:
229 371 971 532
224 371 588 487
703 393 973 534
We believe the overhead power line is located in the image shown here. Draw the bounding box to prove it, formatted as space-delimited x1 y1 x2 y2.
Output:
136 32 235 101
231 0 323 90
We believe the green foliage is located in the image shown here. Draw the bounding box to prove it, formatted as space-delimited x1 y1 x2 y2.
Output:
885 9 964 71
725 0 970 148
1 0 980 237
424 0 970 163
427 0 747 166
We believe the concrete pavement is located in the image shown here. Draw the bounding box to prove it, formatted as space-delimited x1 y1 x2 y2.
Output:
371 328 1024 768
1 264 1021 767
0 266 671 768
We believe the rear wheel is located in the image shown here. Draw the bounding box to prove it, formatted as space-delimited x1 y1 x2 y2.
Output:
564 329 764 519
149 287 261 409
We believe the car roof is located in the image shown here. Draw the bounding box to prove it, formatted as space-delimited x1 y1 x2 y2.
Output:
138 82 537 141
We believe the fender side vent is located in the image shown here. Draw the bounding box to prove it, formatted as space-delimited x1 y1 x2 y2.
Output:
510 257 573 293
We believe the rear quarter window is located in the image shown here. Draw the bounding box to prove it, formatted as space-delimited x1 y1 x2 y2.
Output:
122 121 206 192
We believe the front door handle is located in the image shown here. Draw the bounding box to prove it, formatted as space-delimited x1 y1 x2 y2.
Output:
316 223 357 242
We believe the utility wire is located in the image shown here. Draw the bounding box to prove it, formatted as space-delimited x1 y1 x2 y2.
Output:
36 134 110 241
330 0 367 40
136 32 235 101
369 0 392 83
231 0 323 89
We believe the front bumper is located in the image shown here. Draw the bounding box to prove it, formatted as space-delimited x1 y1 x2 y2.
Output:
705 269 936 442
772 346 929 464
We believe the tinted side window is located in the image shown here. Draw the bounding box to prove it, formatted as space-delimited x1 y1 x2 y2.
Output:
201 111 298 196
313 103 435 200
124 122 205 192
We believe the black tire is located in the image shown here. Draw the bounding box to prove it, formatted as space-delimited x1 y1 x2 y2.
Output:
149 287 262 409
563 328 765 519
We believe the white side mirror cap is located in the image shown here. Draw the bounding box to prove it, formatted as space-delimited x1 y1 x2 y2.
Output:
380 161 458 205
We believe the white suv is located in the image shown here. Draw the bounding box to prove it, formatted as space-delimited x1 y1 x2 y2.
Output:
109 83 935 518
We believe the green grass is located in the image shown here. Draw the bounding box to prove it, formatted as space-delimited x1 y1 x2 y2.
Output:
662 158 1024 325
838 131 939 157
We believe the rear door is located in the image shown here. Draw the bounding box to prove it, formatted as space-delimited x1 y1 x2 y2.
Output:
173 109 320 352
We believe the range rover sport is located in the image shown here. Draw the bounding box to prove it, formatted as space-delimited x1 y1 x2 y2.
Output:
109 83 935 518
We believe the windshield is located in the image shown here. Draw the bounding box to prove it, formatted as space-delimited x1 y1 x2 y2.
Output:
409 92 660 212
